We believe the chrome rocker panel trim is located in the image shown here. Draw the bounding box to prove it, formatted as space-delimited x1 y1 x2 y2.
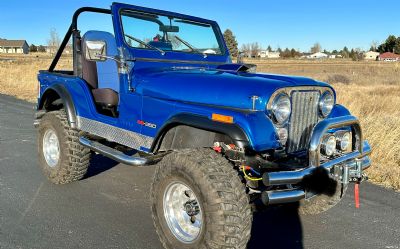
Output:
76 116 154 150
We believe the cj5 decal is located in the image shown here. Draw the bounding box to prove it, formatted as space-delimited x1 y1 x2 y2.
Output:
137 120 157 129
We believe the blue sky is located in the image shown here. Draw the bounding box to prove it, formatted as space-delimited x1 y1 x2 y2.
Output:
1 0 399 52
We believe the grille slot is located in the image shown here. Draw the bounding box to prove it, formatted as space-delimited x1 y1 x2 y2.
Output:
287 91 320 153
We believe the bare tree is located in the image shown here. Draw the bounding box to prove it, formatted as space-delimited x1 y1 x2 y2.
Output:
250 42 261 58
240 44 251 57
370 40 379 51
47 28 61 55
310 42 321 53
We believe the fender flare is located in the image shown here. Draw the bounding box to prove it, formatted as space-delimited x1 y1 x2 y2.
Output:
38 84 77 128
151 113 251 152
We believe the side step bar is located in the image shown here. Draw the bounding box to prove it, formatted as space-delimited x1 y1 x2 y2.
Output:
79 137 160 166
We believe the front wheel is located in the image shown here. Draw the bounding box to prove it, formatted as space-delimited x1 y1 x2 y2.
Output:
151 149 252 249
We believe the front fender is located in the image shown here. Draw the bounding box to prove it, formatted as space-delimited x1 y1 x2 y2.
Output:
153 100 281 152
329 104 351 118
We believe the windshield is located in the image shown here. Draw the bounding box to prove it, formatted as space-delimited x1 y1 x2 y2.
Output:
120 10 225 55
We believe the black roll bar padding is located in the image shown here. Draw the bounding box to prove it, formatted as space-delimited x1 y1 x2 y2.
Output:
48 7 112 74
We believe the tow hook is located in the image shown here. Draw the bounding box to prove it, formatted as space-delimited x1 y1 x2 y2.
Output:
347 158 369 208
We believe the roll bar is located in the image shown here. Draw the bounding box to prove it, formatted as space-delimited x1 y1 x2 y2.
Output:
48 7 112 75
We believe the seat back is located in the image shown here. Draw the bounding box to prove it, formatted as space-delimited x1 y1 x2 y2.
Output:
81 31 120 93
81 38 98 89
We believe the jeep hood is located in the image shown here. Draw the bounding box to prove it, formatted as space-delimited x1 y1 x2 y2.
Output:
134 67 332 111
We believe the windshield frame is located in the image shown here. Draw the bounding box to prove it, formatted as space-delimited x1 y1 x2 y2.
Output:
118 8 227 57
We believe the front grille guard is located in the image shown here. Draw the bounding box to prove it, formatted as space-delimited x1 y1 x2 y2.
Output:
309 115 363 167
263 115 372 186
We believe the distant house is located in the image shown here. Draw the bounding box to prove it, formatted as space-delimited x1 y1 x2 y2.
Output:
307 52 328 59
267 51 280 58
259 50 280 58
378 52 400 62
364 51 379 60
0 39 29 54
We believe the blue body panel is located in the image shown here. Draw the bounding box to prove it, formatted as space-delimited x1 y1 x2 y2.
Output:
37 2 354 153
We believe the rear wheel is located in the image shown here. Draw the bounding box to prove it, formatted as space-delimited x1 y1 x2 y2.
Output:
37 110 91 184
151 149 252 249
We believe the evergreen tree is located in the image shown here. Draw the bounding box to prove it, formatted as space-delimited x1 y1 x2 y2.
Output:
38 45 46 53
341 46 350 58
29 44 38 52
394 37 400 54
378 35 398 53
223 29 238 57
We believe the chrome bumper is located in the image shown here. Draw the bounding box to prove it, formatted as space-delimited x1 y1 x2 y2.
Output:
261 116 372 205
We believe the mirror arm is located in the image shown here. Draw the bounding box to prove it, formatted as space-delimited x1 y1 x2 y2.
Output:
96 54 119 62
95 53 134 92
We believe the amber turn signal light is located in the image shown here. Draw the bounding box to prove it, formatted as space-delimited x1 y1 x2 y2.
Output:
212 113 234 124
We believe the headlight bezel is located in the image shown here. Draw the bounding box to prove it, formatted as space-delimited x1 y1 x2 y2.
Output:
335 130 352 152
270 93 292 125
321 134 337 157
319 91 335 118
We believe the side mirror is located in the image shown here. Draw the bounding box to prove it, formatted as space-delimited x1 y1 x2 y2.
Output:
85 40 107 61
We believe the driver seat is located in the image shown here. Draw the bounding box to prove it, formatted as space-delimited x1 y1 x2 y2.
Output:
81 31 119 108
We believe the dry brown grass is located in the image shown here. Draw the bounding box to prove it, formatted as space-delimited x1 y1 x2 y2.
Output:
0 53 72 101
0 55 399 190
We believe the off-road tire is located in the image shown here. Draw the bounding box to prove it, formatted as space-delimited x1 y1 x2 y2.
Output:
151 149 252 249
37 110 91 184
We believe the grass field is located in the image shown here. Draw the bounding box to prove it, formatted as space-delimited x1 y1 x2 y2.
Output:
1 54 399 190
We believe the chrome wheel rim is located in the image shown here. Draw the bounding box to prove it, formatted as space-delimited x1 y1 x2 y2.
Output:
163 181 203 243
42 129 60 168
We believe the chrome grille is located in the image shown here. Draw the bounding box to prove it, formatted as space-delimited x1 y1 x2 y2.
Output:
287 91 320 153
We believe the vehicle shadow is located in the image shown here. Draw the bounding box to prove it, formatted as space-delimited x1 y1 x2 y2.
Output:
248 204 303 249
84 153 120 179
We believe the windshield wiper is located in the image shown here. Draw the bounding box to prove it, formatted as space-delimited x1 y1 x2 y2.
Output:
173 35 207 58
124 34 166 55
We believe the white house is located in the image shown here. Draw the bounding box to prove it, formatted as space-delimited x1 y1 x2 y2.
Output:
364 51 379 60
307 52 328 59
0 39 29 54
259 50 280 58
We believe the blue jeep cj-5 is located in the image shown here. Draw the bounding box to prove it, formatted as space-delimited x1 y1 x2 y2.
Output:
35 3 372 248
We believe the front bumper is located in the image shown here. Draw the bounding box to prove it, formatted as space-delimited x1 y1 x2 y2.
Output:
261 115 372 205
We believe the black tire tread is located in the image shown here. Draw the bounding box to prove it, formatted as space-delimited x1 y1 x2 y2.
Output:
38 110 91 184
151 149 252 249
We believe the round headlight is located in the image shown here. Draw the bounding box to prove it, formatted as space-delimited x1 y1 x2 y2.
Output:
321 135 336 156
271 93 291 124
337 131 351 151
319 91 334 117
